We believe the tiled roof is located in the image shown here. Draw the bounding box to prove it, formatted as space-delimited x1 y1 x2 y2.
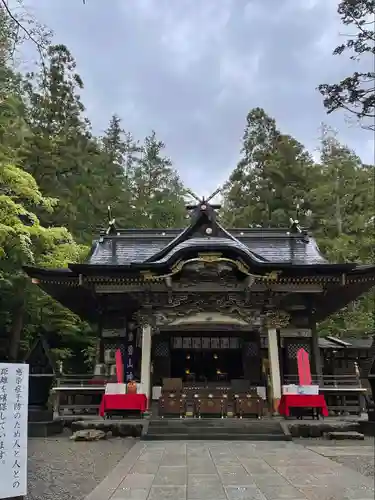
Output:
86 230 328 266
318 338 344 349
329 336 373 349
319 336 372 349
153 237 267 264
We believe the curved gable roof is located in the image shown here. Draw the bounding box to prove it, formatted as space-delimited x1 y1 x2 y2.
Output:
85 200 330 268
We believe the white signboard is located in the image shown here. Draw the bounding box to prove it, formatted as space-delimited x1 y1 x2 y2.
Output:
0 363 29 499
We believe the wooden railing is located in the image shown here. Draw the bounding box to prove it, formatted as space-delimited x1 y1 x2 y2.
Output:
52 375 112 415
283 374 362 388
54 374 112 387
283 374 366 415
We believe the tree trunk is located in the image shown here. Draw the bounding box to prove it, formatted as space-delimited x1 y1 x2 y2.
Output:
8 300 25 361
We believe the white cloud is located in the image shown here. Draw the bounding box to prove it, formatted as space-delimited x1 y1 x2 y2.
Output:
156 0 233 73
12 0 374 194
217 50 262 101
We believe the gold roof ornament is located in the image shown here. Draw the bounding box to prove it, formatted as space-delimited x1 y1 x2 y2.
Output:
264 310 290 329
139 254 282 282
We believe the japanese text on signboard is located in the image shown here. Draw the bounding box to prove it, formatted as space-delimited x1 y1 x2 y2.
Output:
0 363 29 499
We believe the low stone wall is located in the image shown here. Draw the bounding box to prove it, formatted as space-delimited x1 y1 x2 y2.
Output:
359 420 375 437
69 419 144 438
287 420 360 438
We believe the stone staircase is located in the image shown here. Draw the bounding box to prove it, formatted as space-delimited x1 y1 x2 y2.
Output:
142 417 290 441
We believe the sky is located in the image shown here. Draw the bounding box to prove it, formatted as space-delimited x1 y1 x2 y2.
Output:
16 0 374 196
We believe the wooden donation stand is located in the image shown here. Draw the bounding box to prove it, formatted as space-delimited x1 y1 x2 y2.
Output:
158 378 264 419
278 348 328 419
0 363 29 500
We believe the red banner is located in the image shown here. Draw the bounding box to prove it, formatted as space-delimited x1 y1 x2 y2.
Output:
115 348 124 384
297 348 312 385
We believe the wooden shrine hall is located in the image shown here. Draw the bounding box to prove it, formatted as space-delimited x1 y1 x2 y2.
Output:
24 193 375 416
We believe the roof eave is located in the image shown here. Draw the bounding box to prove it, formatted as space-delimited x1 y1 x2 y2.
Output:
23 265 78 279
315 280 375 321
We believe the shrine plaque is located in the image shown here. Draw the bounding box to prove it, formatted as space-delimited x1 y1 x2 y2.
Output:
0 363 29 499
172 337 182 349
192 338 201 349
220 337 229 349
210 338 220 349
183 337 192 349
202 337 210 349
230 337 240 349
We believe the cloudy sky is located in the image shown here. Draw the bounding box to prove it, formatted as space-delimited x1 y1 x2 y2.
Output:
18 0 374 195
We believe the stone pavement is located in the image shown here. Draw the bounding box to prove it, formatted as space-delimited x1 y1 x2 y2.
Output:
85 441 374 500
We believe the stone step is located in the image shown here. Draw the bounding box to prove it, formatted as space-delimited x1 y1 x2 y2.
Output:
150 426 283 434
143 433 289 441
28 419 64 438
144 418 289 441
150 421 282 426
151 419 279 426
149 425 283 434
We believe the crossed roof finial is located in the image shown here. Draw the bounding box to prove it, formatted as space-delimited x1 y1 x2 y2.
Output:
185 187 222 209
106 205 117 234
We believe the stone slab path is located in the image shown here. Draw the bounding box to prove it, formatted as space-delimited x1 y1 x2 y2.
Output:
85 441 374 500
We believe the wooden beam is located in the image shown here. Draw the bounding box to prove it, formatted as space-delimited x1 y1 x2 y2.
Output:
94 282 324 294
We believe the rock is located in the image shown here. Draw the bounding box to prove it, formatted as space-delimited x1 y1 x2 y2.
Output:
70 420 143 438
71 421 107 433
70 429 107 441
326 431 364 440
287 421 361 439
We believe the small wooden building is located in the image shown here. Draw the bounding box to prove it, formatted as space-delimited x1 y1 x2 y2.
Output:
24 199 375 411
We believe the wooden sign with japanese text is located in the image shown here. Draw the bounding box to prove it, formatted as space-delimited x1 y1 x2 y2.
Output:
0 363 29 499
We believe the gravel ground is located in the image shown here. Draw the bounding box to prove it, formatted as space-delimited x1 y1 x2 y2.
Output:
330 455 374 478
297 437 375 479
27 428 135 500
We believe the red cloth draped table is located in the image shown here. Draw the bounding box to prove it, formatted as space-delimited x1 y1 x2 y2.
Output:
278 394 328 418
99 394 148 417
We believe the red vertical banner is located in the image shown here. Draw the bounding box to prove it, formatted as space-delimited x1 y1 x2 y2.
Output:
115 348 124 384
297 348 312 385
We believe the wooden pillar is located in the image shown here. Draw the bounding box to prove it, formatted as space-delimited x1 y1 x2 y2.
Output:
140 324 152 403
93 314 105 376
267 328 281 412
310 317 323 385
98 316 104 364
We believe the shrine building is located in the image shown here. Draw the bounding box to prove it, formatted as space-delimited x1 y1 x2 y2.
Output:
24 197 375 411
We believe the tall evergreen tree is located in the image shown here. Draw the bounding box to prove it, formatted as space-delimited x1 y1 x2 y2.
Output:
128 131 186 228
99 114 141 227
222 108 317 228
312 126 375 263
23 44 97 241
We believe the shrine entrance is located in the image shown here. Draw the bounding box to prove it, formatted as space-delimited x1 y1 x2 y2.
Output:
169 335 244 383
